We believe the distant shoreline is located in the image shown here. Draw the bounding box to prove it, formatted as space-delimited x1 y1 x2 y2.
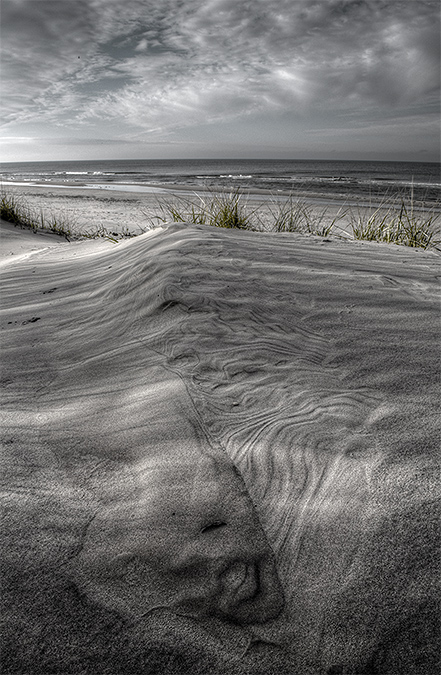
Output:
2 158 439 211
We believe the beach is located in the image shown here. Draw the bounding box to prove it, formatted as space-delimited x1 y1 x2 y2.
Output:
0 183 170 236
3 181 439 245
1 184 440 674
2 158 439 238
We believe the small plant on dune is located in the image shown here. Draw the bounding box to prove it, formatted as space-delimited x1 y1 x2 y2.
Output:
270 196 310 233
269 195 347 237
81 224 140 241
151 190 257 230
39 210 74 240
209 192 251 230
1 192 38 231
1 190 74 240
348 198 440 250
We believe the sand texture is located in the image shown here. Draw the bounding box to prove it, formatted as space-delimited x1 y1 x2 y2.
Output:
1 217 440 674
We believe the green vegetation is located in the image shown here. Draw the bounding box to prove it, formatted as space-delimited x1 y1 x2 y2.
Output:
348 200 439 250
150 190 346 235
152 189 255 230
2 187 439 250
151 189 439 249
0 190 139 242
1 191 74 240
80 224 138 241
268 196 346 237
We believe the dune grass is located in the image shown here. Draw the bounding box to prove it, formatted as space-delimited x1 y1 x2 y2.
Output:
0 190 140 242
151 189 256 230
1 191 74 240
267 196 347 237
348 199 439 249
150 190 346 236
2 187 439 250
151 189 439 249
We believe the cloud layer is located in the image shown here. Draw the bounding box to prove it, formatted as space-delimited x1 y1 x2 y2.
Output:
1 0 439 159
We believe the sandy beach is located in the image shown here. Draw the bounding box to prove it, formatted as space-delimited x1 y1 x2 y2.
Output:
0 182 399 240
1 188 440 674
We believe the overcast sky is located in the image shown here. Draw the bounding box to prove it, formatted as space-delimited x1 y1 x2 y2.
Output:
1 0 439 163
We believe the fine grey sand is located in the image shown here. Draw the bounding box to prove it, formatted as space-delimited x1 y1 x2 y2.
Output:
1 191 440 674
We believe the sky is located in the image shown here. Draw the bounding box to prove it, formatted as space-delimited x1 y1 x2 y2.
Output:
1 0 440 163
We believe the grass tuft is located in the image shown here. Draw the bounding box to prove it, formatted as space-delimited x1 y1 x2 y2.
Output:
268 196 347 236
348 199 440 250
151 190 257 230
1 191 73 240
0 190 143 242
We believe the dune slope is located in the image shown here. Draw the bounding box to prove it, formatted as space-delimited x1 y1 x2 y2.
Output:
1 221 440 674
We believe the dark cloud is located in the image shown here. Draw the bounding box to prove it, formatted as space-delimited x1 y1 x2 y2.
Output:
0 0 439 158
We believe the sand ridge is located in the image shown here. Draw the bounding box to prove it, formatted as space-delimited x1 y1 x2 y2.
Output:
1 218 440 674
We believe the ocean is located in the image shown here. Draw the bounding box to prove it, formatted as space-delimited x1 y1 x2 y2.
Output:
1 158 440 206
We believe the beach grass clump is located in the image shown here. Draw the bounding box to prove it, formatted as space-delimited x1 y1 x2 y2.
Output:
81 224 139 241
269 197 310 233
1 192 38 231
152 190 256 230
269 196 347 237
1 190 74 240
349 200 440 250
151 190 351 237
1 189 145 241
150 190 346 235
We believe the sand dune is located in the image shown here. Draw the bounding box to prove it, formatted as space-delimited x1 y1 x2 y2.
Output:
1 218 440 674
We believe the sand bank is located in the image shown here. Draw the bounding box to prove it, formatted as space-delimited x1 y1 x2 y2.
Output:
1 218 440 674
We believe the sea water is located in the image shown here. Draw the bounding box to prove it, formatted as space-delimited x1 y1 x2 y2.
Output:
1 158 440 206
